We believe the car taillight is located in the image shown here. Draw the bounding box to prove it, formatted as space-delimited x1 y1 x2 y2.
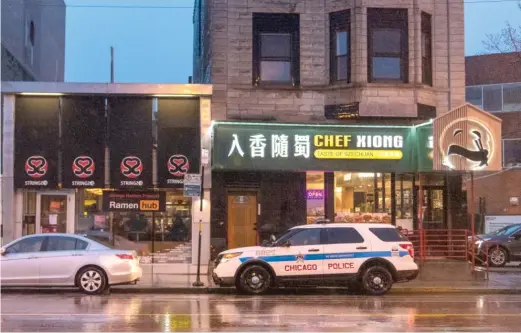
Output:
116 254 134 260
399 243 414 258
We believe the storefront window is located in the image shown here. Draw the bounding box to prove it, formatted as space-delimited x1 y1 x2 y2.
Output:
22 191 37 235
111 190 192 264
40 195 67 233
73 189 192 264
306 172 325 224
334 172 390 224
396 173 413 230
75 188 107 234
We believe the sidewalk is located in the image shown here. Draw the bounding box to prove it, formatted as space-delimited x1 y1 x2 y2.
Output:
110 270 521 295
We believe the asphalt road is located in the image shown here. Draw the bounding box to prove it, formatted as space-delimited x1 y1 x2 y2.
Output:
2 293 521 332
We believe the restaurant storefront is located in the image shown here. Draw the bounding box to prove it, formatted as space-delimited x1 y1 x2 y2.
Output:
209 106 499 254
2 82 212 268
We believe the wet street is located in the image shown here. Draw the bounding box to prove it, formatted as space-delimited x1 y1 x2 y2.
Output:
2 293 521 332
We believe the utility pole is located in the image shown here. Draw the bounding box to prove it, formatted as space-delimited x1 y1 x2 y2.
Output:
110 46 115 83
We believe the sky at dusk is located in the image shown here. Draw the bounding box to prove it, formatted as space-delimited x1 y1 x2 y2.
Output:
65 0 521 83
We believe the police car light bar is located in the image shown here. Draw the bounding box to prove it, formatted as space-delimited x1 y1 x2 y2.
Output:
314 218 331 224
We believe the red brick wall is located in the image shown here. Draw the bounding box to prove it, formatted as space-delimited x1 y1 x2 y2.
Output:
467 169 521 215
466 53 521 86
495 111 521 139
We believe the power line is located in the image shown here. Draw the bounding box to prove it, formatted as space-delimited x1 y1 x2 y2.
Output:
22 0 521 8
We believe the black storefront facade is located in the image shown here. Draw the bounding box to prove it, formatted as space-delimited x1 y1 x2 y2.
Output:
210 105 503 254
1 82 212 267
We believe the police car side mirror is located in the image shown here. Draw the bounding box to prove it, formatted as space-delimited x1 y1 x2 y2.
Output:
270 234 276 242
283 240 291 247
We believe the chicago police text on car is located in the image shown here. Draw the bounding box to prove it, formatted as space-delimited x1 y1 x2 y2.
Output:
212 221 418 295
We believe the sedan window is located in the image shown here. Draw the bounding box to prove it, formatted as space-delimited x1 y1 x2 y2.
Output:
45 236 89 251
7 236 45 254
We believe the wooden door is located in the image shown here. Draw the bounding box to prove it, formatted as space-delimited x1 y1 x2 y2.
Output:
227 193 258 249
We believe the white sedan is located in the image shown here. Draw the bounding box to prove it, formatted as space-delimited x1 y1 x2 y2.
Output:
0 233 142 294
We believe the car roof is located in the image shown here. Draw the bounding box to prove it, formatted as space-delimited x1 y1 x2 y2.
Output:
19 233 90 240
292 223 396 229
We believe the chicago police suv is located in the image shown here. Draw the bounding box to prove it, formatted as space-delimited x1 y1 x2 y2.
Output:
212 222 418 295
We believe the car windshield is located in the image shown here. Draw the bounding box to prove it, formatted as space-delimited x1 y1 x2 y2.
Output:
484 225 521 237
269 229 302 247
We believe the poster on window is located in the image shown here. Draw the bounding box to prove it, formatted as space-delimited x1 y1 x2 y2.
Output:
14 97 60 189
61 96 106 188
157 98 200 188
108 97 153 189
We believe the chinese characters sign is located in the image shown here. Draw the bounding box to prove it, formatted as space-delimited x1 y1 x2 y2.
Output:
213 122 433 172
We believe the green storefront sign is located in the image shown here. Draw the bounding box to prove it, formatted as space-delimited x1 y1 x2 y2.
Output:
212 122 433 172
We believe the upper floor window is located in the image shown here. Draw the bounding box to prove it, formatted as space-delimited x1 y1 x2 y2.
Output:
503 139 521 167
330 10 350 83
421 12 432 86
466 83 521 112
252 13 300 87
367 8 409 83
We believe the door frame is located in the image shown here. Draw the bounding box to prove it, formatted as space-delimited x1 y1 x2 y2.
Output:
225 188 260 248
35 190 75 234
413 185 447 229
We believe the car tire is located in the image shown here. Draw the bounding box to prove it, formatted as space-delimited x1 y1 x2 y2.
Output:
237 265 272 295
488 247 508 267
361 265 393 296
77 266 108 295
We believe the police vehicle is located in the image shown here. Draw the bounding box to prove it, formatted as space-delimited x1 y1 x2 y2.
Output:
212 221 418 295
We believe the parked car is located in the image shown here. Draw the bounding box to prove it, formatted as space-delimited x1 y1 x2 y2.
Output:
213 221 418 295
468 223 521 267
0 233 142 294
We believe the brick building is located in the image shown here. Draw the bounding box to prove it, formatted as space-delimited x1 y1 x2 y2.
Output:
193 0 467 253
465 52 521 216
1 0 66 81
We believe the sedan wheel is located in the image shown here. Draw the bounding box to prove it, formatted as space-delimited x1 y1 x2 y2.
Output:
489 248 507 267
77 267 107 295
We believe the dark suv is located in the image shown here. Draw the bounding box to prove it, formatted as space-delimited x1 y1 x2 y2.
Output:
469 223 521 267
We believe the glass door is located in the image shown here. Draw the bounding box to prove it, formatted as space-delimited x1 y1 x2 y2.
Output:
36 192 75 234
414 186 446 229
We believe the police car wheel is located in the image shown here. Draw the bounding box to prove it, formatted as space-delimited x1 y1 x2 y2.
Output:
361 266 393 296
238 265 272 295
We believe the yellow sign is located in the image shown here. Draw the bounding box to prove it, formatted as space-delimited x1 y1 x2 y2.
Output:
314 149 403 160
139 200 160 211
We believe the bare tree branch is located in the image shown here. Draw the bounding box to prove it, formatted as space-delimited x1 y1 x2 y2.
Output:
482 4 521 62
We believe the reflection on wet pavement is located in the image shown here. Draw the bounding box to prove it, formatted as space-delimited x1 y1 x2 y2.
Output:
2 293 521 332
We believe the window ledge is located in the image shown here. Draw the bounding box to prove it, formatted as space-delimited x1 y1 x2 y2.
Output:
252 83 301 91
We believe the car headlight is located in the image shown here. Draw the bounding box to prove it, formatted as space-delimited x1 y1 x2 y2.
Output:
221 252 242 263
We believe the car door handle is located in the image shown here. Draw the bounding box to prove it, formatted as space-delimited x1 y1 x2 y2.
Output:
72 253 83 256
308 249 320 252
356 246 367 250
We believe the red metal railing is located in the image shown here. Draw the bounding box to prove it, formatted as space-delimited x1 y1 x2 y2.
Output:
400 229 469 262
